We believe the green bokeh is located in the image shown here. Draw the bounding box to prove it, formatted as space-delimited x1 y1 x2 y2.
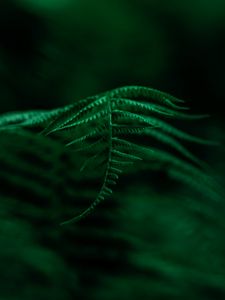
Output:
0 1 224 299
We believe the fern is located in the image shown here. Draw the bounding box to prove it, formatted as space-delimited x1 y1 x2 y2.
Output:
0 85 219 225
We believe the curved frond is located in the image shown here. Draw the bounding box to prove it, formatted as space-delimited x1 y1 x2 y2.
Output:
0 85 219 224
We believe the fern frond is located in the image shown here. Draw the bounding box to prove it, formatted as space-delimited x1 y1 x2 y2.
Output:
112 138 214 192
112 126 205 167
104 86 188 109
0 85 219 225
113 110 217 145
70 137 106 154
65 124 106 148
58 96 108 129
111 98 209 120
41 97 96 135
0 110 53 129
60 98 114 224
50 109 109 134
111 149 142 162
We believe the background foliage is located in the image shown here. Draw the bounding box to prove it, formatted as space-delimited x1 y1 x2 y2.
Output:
0 0 224 299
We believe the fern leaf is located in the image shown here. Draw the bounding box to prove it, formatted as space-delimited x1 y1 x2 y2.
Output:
50 109 109 134
58 96 108 130
42 97 95 135
0 85 219 224
112 138 215 190
113 110 217 145
0 110 54 129
65 125 107 148
69 137 106 153
112 126 205 167
104 86 188 109
112 149 142 162
111 98 208 120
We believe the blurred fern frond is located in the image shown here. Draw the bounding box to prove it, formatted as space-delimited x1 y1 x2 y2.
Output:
0 85 219 224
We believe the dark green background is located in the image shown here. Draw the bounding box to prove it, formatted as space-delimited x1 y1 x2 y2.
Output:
0 1 225 299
